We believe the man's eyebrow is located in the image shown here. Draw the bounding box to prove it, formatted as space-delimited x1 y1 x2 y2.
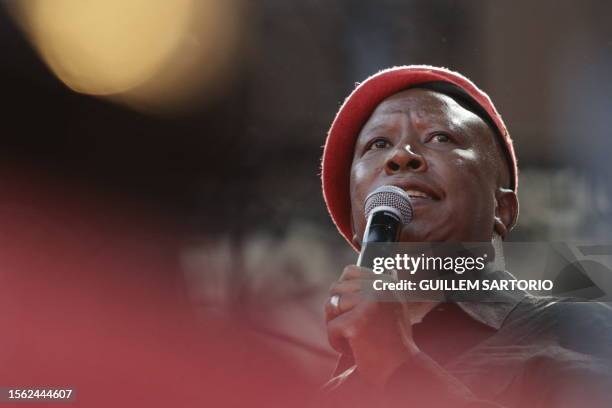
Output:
359 121 395 137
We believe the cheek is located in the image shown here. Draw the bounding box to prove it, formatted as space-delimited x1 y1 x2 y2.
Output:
349 164 366 238
444 150 497 232
445 149 493 190
351 159 378 185
349 160 384 237
437 151 495 208
454 148 477 161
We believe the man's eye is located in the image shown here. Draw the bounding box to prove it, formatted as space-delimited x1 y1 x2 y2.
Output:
368 139 391 150
431 133 451 143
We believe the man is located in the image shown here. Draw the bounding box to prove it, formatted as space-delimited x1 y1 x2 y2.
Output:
318 65 612 407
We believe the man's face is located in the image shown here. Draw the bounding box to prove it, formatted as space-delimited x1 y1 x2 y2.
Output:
350 88 509 244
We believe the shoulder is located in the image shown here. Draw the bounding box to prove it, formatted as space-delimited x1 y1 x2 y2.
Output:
552 299 612 321
509 295 612 323
511 296 612 358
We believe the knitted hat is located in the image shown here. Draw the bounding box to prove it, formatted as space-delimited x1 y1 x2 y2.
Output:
321 65 517 250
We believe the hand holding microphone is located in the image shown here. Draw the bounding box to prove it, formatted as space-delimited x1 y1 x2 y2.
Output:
329 185 413 315
325 186 420 386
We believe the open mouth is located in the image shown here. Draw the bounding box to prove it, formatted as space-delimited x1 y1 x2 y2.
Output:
401 182 442 202
405 189 434 200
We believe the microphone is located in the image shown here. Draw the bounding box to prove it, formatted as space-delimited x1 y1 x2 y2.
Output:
357 185 413 268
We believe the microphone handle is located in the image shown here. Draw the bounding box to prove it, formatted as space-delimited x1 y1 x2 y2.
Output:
357 210 402 268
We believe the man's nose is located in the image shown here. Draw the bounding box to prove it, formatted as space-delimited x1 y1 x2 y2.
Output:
385 144 427 174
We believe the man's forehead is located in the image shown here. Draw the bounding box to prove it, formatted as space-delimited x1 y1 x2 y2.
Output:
362 88 486 133
375 88 463 116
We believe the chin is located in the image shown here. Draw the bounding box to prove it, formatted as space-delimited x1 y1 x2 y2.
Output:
399 230 445 243
399 221 453 242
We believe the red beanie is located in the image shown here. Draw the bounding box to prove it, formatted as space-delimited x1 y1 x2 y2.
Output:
321 65 518 250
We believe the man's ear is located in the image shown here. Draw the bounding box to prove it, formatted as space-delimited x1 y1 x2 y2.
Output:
493 187 519 240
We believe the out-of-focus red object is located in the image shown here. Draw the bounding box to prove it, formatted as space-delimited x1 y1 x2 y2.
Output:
0 167 312 407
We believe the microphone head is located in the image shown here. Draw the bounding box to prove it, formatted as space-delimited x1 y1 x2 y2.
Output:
364 185 413 224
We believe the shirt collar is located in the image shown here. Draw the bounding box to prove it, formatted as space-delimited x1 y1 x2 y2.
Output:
453 269 528 330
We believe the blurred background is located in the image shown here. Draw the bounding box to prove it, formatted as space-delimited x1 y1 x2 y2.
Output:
1 0 611 404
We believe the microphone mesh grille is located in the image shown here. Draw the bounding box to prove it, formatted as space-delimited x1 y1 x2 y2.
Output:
364 185 413 224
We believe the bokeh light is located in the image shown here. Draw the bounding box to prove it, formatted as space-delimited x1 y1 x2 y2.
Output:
9 0 241 113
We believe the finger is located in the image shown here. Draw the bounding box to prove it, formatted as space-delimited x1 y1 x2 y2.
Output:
327 308 363 354
327 279 403 317
329 279 366 296
327 301 390 347
332 275 400 297
325 292 365 321
338 265 373 282
331 273 399 295
338 265 401 282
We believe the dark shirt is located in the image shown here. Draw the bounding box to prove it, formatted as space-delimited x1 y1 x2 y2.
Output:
414 303 496 366
319 270 612 408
